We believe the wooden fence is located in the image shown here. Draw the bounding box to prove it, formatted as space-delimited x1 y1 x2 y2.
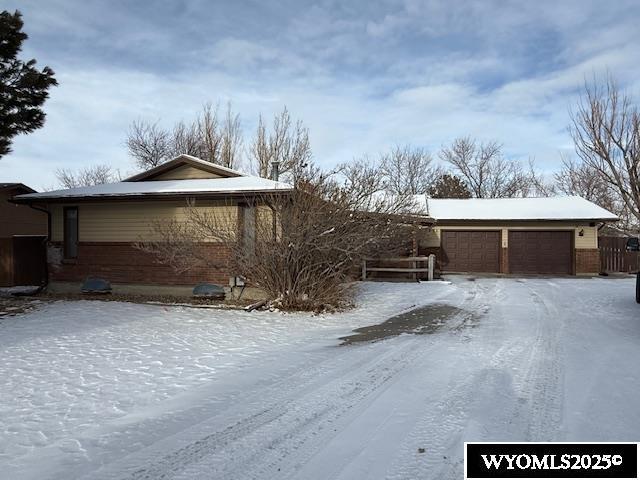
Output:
0 235 47 287
599 236 640 273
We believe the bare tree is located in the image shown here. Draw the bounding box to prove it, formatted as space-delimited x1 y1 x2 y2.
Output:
195 102 221 164
250 107 311 179
379 145 440 195
220 102 243 168
126 102 243 171
439 137 535 198
126 121 171 169
555 154 613 204
55 164 120 188
338 156 389 209
523 158 555 197
570 75 640 224
136 162 420 311
554 153 632 227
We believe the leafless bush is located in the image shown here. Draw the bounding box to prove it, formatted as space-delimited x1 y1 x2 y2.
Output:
136 163 421 311
55 164 120 188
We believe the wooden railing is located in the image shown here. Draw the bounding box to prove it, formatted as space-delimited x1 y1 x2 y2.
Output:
361 255 435 281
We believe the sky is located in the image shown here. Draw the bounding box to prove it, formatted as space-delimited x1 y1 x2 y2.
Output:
2 0 640 190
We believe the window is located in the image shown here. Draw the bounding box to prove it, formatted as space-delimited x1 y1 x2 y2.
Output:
239 203 256 253
63 207 78 259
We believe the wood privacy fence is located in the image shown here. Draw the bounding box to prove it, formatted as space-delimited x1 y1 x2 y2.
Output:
599 236 640 273
0 235 47 287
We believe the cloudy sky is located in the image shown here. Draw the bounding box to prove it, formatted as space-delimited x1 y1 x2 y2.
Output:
2 0 640 190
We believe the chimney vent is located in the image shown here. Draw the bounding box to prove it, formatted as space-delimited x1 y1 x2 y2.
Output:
270 161 280 181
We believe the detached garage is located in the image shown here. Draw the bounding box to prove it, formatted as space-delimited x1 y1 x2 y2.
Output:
419 196 618 276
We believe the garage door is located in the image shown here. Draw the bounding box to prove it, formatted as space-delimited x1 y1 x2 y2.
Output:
441 230 500 273
508 231 572 274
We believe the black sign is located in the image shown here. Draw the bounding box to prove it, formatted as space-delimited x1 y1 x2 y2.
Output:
466 443 638 478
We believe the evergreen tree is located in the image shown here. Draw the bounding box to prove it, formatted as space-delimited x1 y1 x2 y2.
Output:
428 174 472 198
0 10 57 157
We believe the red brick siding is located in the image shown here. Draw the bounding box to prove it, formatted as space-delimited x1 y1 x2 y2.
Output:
501 247 509 274
575 248 600 274
48 242 232 285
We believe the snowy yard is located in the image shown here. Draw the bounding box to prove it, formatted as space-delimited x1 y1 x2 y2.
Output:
1 276 639 479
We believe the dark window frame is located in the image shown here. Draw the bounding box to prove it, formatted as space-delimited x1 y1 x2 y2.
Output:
63 206 79 259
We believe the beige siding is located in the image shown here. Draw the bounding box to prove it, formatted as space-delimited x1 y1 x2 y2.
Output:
50 205 63 241
421 223 599 250
420 228 441 248
574 225 598 249
51 201 238 242
152 164 223 180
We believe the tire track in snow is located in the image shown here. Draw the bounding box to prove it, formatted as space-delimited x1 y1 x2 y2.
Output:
382 279 504 480
384 279 565 480
519 284 564 441
121 336 424 480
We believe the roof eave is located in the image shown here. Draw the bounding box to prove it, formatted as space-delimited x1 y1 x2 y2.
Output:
434 217 619 223
12 188 294 204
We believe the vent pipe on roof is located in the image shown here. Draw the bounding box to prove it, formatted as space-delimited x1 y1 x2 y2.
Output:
270 161 280 181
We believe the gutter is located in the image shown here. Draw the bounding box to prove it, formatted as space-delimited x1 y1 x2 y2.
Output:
11 188 295 204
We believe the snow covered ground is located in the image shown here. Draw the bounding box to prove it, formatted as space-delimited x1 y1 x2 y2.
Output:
1 276 639 479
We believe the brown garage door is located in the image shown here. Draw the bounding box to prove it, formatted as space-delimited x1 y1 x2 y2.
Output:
508 231 572 274
441 230 500 273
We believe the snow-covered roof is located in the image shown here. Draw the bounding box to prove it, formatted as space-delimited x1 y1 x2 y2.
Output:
421 196 618 221
15 176 292 201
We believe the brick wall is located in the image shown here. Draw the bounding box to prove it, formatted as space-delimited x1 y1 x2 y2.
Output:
48 242 232 285
501 247 509 274
575 248 600 274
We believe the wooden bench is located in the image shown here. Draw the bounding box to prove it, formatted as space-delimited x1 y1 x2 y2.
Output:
362 256 435 281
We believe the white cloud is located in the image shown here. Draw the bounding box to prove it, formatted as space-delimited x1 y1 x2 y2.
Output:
2 0 640 190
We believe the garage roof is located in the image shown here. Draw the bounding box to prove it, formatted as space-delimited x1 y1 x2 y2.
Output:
423 196 618 221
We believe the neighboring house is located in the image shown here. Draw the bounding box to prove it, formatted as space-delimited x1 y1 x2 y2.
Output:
0 183 48 286
13 155 292 295
419 196 618 275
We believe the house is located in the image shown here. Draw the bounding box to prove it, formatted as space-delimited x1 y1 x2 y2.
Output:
0 183 48 286
12 155 619 293
419 196 618 275
13 155 292 296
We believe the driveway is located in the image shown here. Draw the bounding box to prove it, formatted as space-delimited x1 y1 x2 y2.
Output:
1 277 639 479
